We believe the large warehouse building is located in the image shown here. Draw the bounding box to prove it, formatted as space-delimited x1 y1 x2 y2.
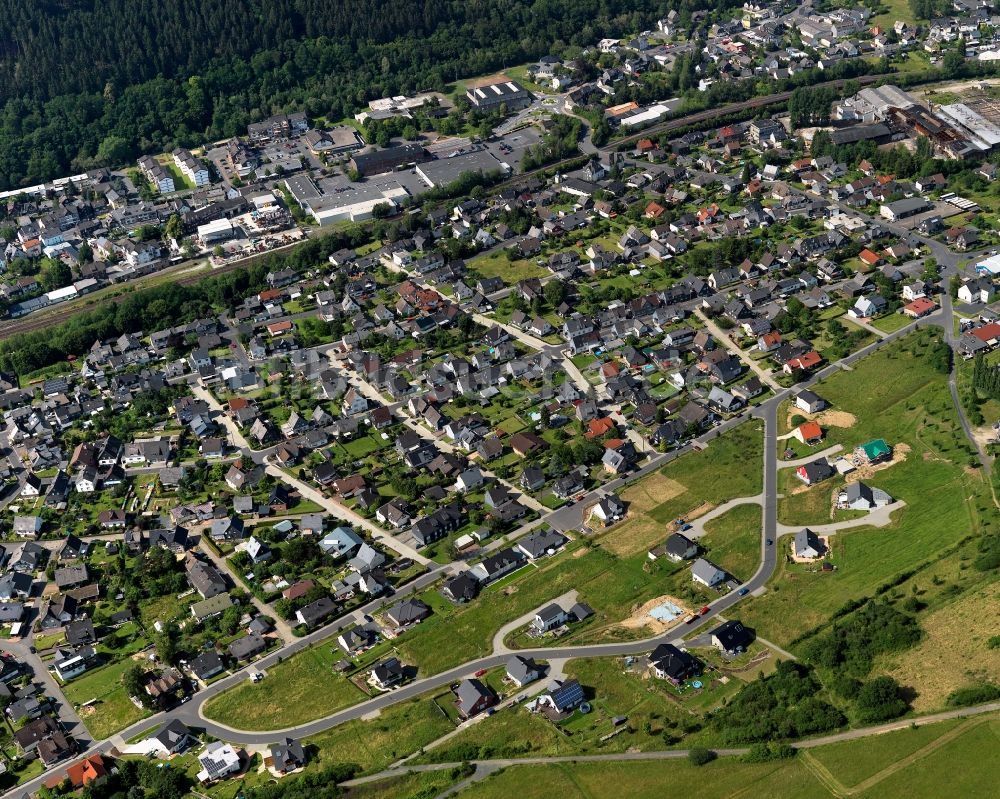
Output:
416 150 510 188
466 77 533 112
284 175 409 225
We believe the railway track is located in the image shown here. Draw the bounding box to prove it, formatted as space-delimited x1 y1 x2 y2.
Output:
0 241 299 340
0 73 888 342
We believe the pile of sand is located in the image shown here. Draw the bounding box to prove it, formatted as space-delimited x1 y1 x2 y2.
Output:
786 407 857 430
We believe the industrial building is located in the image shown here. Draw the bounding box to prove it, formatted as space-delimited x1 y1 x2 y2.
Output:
936 102 1000 153
828 122 893 146
197 218 238 244
348 143 430 177
284 175 409 225
416 150 509 188
880 197 931 222
465 77 533 112
834 84 916 122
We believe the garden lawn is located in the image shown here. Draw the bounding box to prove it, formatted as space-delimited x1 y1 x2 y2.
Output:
60 659 151 739
698 503 762 582
872 313 916 334
201 642 372 729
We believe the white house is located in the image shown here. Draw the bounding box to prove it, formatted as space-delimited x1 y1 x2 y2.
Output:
795 390 826 414
197 742 242 782
532 603 569 632
958 278 995 305
589 493 626 526
454 467 485 492
690 557 726 588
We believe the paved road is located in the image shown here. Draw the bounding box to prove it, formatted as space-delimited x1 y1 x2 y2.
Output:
196 539 296 642
7 272 979 798
0 634 92 754
694 309 781 391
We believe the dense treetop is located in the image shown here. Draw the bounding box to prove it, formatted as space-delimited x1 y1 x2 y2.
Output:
0 0 738 189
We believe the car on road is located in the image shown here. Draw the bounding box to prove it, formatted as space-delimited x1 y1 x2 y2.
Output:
699 606 710 615
738 587 750 597
766 538 773 545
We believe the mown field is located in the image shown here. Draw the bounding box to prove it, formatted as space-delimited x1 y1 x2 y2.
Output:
201 642 372 730
454 716 1000 799
60 658 152 740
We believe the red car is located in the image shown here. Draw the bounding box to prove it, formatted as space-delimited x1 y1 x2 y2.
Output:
699 606 710 615
474 668 487 678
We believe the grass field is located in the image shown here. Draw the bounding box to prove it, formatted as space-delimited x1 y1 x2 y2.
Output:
872 313 917 334
397 543 678 666
468 251 547 284
60 659 151 739
455 758 823 799
342 770 467 799
454 716 1000 799
880 580 1000 711
698 503 762 582
307 694 455 775
603 422 763 559
809 718 965 788
743 331 993 655
202 641 371 730
871 0 916 30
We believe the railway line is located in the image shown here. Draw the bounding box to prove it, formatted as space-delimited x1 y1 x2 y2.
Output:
0 73 887 342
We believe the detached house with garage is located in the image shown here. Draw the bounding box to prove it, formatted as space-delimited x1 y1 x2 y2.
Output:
691 557 726 588
649 643 701 684
838 481 893 511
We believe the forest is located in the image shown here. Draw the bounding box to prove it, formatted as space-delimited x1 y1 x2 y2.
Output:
0 0 738 190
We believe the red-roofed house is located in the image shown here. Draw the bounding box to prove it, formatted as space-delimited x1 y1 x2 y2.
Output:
903 297 937 318
585 417 616 440
858 248 882 267
267 320 293 337
44 755 108 790
644 201 666 220
793 421 824 446
784 350 822 373
969 322 1000 343
757 330 782 352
